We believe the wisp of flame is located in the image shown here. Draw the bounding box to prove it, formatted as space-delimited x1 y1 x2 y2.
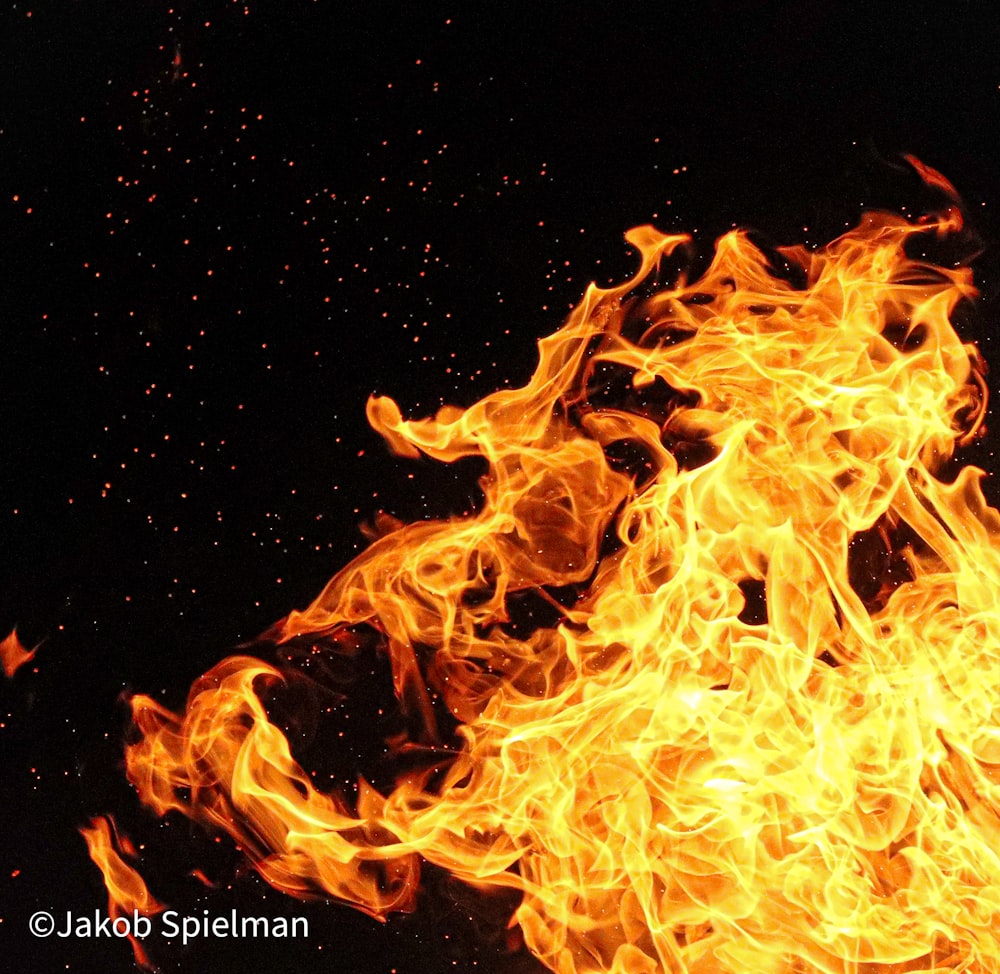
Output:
123 174 1000 973
80 816 164 967
2 628 37 679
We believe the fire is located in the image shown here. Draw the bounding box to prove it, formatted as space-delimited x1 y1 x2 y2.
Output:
80 816 164 967
123 171 1000 973
1 628 37 678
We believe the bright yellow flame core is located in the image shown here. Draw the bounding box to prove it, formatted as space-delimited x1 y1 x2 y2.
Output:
126 209 1000 973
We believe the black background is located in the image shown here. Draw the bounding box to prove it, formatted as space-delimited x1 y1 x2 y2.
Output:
2 2 999 972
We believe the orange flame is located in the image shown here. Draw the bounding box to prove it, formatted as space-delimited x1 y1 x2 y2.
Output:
80 816 164 968
124 186 1000 972
1 628 37 678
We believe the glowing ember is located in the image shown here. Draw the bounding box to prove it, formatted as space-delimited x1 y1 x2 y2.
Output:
122 169 1000 973
1 628 37 679
80 816 164 968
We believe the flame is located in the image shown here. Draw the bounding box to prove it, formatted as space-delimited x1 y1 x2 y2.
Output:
123 181 1000 972
1 628 37 678
80 816 164 968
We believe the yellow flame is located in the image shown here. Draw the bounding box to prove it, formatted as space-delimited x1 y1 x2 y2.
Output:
125 187 1000 973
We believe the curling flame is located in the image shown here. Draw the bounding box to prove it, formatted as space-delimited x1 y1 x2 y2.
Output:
125 194 1000 973
1 628 37 679
80 816 163 968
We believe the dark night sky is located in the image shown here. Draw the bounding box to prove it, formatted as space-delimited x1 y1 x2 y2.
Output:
2 2 999 972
